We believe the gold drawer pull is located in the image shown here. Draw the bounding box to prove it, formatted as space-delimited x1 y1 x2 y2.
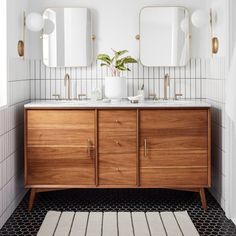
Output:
144 138 148 158
115 120 121 124
114 140 121 146
116 168 121 172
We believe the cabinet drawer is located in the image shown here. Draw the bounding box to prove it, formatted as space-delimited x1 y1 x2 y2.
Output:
27 147 95 185
27 110 95 129
99 168 136 185
140 167 208 187
99 132 136 153
98 110 136 132
99 153 136 168
140 149 208 167
28 129 94 146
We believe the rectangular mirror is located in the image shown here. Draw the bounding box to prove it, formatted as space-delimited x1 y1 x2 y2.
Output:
140 7 190 67
43 7 93 68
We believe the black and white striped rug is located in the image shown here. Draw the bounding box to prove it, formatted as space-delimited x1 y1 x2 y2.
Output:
37 211 199 236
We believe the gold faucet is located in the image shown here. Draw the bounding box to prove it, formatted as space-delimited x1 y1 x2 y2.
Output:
164 74 170 100
64 74 71 100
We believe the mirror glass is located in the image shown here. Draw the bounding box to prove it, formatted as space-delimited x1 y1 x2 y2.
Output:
43 8 93 68
140 7 190 67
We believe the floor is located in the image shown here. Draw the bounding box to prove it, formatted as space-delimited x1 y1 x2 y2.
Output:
0 189 236 236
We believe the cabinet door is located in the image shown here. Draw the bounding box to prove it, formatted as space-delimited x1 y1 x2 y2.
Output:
26 110 95 186
98 110 137 186
139 109 209 187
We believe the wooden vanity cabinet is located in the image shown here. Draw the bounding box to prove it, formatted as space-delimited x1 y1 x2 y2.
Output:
139 109 210 188
25 107 211 211
25 110 96 187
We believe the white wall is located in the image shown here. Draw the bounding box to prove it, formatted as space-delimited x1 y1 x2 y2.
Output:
228 0 236 222
0 0 30 229
205 0 230 215
29 0 209 60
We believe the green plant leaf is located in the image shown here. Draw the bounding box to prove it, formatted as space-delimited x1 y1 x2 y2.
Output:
115 50 129 58
111 49 129 62
97 50 137 75
116 65 128 71
116 56 137 68
97 54 112 65
100 63 109 67
123 57 138 64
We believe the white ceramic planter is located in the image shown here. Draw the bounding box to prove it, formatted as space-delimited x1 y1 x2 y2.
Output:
105 76 127 100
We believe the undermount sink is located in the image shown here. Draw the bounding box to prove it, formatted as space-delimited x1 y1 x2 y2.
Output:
143 100 197 105
49 100 90 105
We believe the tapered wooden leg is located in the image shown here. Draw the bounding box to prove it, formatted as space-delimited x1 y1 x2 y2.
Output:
28 188 36 212
200 188 207 210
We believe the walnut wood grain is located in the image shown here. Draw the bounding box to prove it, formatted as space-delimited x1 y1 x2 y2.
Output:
200 188 207 210
98 110 136 132
99 168 136 185
27 110 94 129
139 109 210 188
140 149 208 167
140 167 208 187
99 132 136 154
28 162 95 186
26 110 96 186
28 129 94 146
28 188 36 211
99 153 136 168
140 110 208 130
97 110 137 185
25 108 211 211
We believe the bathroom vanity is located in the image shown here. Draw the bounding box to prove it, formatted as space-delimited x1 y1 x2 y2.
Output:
24 100 211 210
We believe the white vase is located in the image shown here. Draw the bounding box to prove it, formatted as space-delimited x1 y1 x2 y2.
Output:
105 76 127 100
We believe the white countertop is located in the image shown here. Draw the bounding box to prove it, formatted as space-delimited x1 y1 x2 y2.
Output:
24 99 211 109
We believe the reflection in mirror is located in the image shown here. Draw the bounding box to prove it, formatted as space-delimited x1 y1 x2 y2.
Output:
140 7 190 67
43 8 93 68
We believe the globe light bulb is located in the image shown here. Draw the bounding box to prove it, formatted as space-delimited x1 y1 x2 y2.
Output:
26 12 44 32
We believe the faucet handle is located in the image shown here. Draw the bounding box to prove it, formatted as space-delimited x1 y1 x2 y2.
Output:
165 74 171 86
52 94 61 100
175 93 183 100
78 94 87 100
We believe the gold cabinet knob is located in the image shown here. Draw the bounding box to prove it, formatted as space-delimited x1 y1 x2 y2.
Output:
114 140 120 146
115 120 121 124
116 168 121 172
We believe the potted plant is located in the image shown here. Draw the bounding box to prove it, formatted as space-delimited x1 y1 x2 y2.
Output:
97 49 137 100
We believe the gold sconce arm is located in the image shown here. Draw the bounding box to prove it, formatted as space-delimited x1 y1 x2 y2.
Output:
18 11 26 58
210 8 219 54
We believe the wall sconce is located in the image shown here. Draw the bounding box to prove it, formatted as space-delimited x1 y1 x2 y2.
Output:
191 9 219 55
18 12 52 58
18 11 95 58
